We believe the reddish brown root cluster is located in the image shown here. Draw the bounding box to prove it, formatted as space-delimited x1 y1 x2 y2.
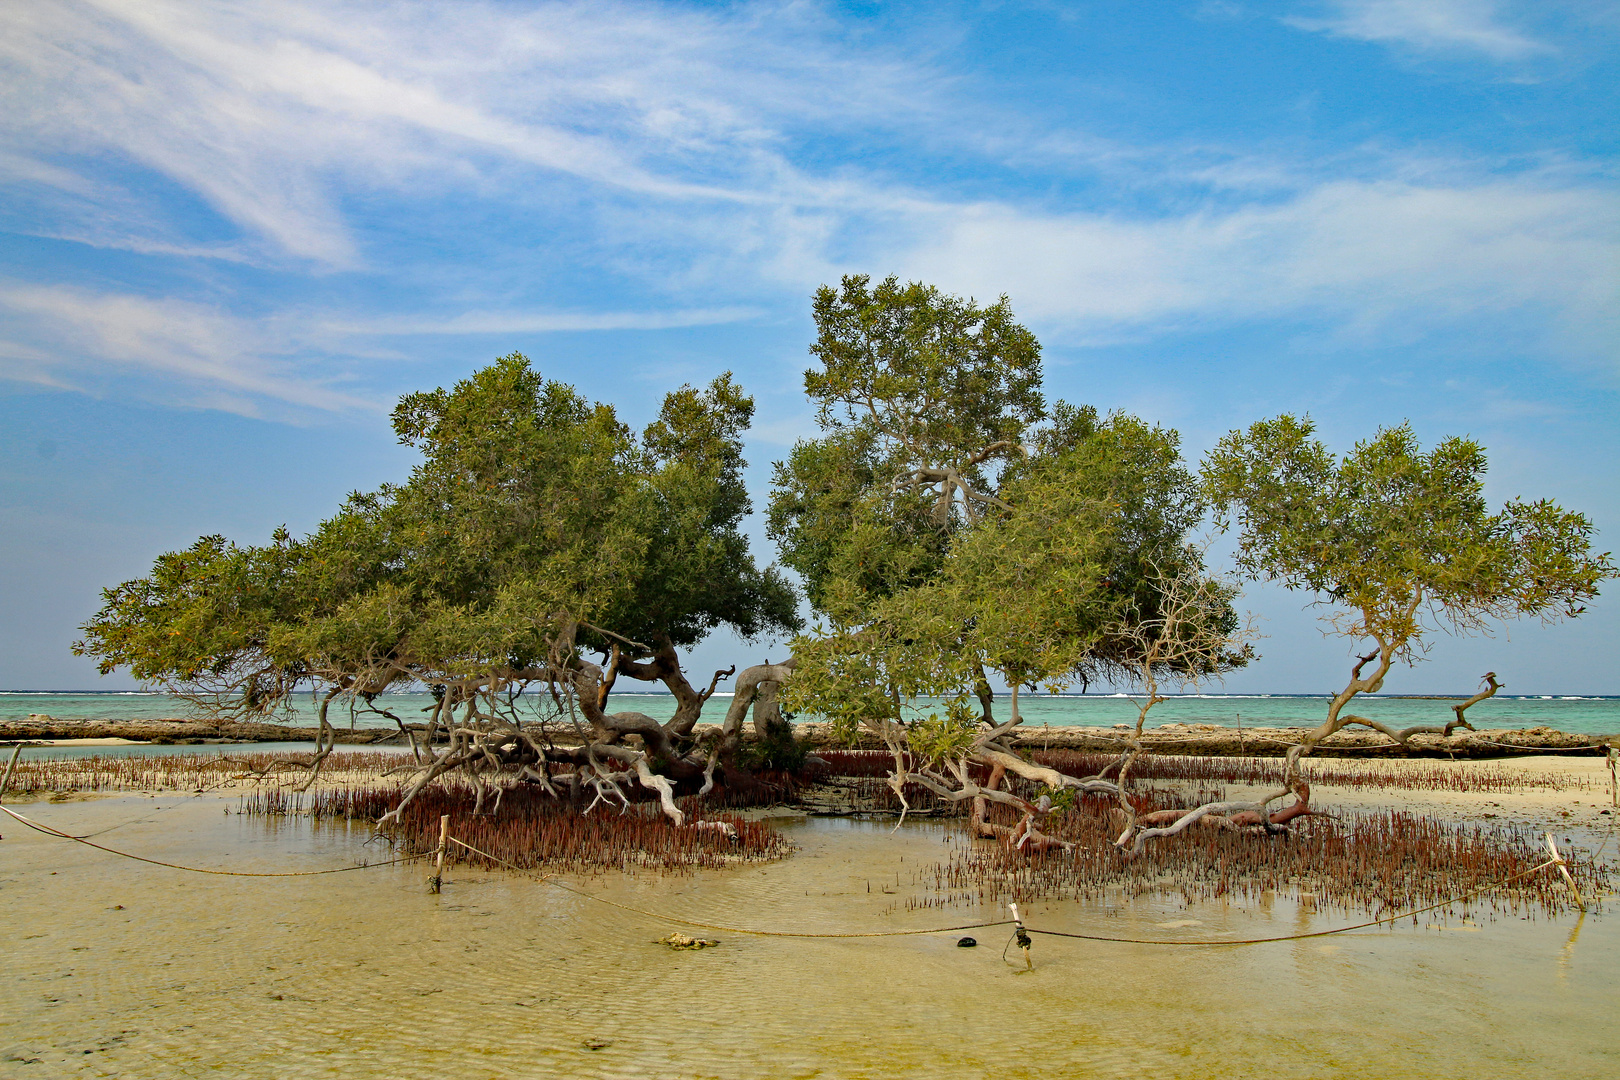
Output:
6 750 408 794
1034 749 1591 794
919 797 1610 919
18 747 1605 918
811 749 1591 795
244 781 788 872
10 746 1590 798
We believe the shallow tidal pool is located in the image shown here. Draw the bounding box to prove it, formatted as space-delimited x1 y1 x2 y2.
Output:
2 795 1615 1079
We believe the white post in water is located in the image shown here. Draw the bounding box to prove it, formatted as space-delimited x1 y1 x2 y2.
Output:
1545 834 1586 912
430 814 449 894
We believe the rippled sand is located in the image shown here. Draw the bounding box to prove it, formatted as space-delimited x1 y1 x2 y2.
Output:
2 794 1615 1079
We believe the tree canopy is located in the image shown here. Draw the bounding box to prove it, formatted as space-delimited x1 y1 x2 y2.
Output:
806 274 1043 511
76 355 800 813
771 277 1248 838
774 279 1242 722
71 289 1613 855
1204 415 1612 674
1187 414 1617 843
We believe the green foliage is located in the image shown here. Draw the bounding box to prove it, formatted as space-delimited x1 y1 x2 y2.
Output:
767 428 949 611
733 718 810 772
771 275 1044 611
806 274 1042 467
624 372 800 648
943 409 1218 686
75 354 800 714
777 279 1245 733
781 608 915 745
906 700 982 766
1043 785 1078 813
75 530 310 702
1203 415 1614 661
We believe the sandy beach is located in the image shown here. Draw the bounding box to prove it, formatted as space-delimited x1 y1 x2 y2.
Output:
6 715 1617 759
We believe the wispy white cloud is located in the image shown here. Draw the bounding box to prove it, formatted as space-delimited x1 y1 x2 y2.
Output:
891 178 1618 361
0 284 378 415
322 307 762 336
1285 1 1554 60
0 150 100 197
0 337 75 391
0 0 934 267
33 233 257 264
0 0 1613 415
0 283 774 413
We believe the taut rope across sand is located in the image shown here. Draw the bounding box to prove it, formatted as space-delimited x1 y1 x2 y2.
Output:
0 802 429 877
0 794 1592 943
445 832 1584 948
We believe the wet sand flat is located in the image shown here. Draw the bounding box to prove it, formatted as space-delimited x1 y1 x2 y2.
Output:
2 791 1616 1079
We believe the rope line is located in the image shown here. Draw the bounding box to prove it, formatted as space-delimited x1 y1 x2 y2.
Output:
446 834 1572 947
1028 857 1562 947
2 802 1582 940
0 802 428 877
445 834 1012 939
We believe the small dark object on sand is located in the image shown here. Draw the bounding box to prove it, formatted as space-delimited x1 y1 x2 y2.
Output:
658 933 719 950
957 936 977 948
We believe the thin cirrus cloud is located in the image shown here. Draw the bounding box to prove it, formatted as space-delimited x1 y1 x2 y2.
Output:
0 0 931 269
0 277 766 417
0 284 378 416
1284 0 1555 60
896 178 1618 359
320 308 765 337
0 0 1613 417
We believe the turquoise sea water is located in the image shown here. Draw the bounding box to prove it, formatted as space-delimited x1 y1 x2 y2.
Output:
6 689 1618 735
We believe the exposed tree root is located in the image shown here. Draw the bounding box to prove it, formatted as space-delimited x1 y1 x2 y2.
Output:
1110 661 1504 860
355 625 797 843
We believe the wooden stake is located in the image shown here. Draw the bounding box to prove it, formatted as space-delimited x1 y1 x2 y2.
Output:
1009 902 1032 969
0 744 21 802
429 813 449 894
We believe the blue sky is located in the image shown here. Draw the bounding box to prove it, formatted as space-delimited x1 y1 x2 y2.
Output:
1 0 1616 694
